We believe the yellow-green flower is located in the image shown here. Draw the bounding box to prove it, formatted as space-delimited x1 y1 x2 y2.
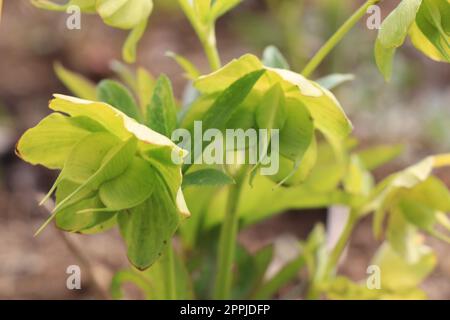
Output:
17 94 189 270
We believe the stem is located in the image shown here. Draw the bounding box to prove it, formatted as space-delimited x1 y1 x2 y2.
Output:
325 210 359 276
214 166 247 299
164 240 177 300
301 0 380 77
177 0 221 71
200 26 221 71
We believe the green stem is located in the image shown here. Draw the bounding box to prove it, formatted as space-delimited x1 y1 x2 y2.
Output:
164 240 177 300
200 26 221 71
325 210 359 276
177 0 221 71
214 166 247 299
301 0 380 77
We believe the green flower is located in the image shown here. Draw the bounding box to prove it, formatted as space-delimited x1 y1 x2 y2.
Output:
183 54 352 185
31 0 153 63
17 94 189 270
375 0 450 80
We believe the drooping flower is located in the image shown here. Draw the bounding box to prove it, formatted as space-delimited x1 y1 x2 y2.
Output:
17 94 189 269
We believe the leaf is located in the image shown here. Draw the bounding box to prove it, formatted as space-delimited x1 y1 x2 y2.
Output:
343 155 373 196
375 0 423 80
372 241 436 291
412 0 450 61
55 181 115 233
374 39 396 81
166 51 201 80
118 174 181 270
97 79 141 121
110 60 138 93
122 18 148 63
256 84 287 132
378 0 423 48
194 55 352 143
315 73 355 90
137 67 155 110
201 69 266 131
253 249 305 299
145 75 178 137
357 144 404 171
399 198 437 231
96 0 153 29
403 176 450 212
278 97 313 162
262 46 290 69
49 95 184 154
98 157 157 211
140 245 194 299
110 269 153 299
52 137 137 215
234 245 274 299
54 62 97 100
16 113 99 169
61 132 120 184
182 168 235 188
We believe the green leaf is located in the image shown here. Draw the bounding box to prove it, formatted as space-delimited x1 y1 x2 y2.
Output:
54 62 97 100
194 55 352 143
357 144 404 171
96 0 153 29
140 245 194 299
343 155 373 196
262 46 290 69
375 39 396 81
256 83 287 133
166 51 201 80
137 67 155 110
399 198 437 231
118 175 181 270
61 132 120 184
122 18 148 63
315 73 354 90
55 181 115 233
182 168 235 188
234 245 274 299
202 69 266 131
98 157 157 211
16 113 100 169
49 95 185 154
375 0 423 80
97 79 141 121
372 241 436 291
145 75 178 137
403 176 450 212
378 0 423 48
253 249 305 299
110 269 153 299
412 0 450 61
52 137 137 215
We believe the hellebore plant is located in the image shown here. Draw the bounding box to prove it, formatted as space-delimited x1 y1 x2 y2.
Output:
14 0 450 299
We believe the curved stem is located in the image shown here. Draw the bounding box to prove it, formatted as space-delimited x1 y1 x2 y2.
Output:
214 166 247 299
301 0 381 77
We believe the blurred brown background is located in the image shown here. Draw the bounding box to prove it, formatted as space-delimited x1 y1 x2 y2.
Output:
0 0 449 299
